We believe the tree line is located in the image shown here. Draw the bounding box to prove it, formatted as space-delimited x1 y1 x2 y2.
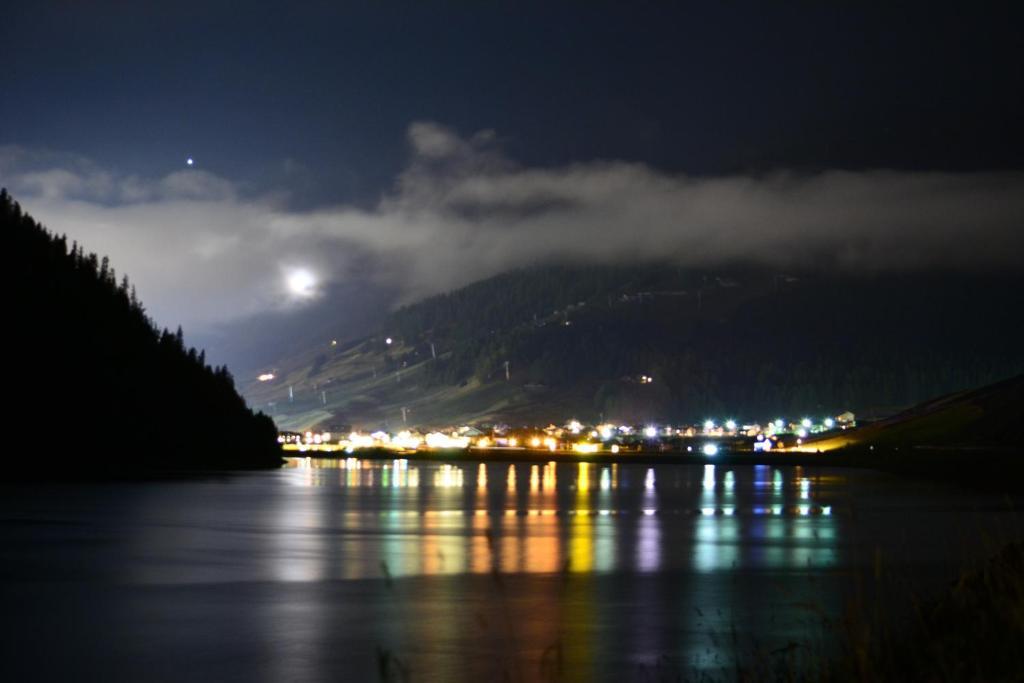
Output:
2 189 280 473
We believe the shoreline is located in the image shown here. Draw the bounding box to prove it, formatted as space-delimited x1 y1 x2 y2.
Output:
287 445 1024 494
3 446 1016 493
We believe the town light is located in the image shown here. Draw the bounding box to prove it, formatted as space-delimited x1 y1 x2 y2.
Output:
393 431 422 450
425 432 470 449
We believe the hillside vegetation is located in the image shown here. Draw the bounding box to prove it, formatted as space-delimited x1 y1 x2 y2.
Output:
3 189 281 472
245 264 1023 430
803 373 1023 452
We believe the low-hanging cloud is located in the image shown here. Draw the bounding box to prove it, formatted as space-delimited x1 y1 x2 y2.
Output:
3 122 1023 333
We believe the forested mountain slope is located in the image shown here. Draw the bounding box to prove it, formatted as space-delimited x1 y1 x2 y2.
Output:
245 264 1024 430
3 189 281 472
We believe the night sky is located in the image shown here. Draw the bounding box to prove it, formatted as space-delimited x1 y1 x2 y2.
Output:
2 1 1023 345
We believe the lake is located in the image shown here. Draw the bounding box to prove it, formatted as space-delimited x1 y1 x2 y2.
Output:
1 458 1020 681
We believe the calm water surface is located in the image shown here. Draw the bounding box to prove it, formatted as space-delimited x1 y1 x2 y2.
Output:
1 458 1020 681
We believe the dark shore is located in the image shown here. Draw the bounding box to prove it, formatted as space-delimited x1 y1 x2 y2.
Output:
0 453 286 483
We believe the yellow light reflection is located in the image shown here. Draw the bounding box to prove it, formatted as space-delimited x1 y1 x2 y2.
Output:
566 462 593 572
543 462 556 490
433 464 464 488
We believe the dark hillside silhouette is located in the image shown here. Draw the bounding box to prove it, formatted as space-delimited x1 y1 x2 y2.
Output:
2 189 281 472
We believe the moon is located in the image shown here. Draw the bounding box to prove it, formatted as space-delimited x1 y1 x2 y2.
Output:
286 269 317 298
186 157 194 166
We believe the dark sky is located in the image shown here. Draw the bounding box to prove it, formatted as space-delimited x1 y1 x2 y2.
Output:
4 1 1022 203
2 1 1023 352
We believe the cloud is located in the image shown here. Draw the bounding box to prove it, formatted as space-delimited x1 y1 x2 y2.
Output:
2 128 1023 335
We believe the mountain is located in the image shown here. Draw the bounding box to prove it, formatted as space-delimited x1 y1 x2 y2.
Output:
2 190 281 473
242 264 1024 431
192 280 396 376
802 373 1023 452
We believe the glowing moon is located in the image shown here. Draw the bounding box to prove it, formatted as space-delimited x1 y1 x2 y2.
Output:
286 269 317 297
186 157 194 166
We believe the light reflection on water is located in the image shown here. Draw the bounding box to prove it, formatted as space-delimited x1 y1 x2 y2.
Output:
1 459 1020 682
279 457 839 580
